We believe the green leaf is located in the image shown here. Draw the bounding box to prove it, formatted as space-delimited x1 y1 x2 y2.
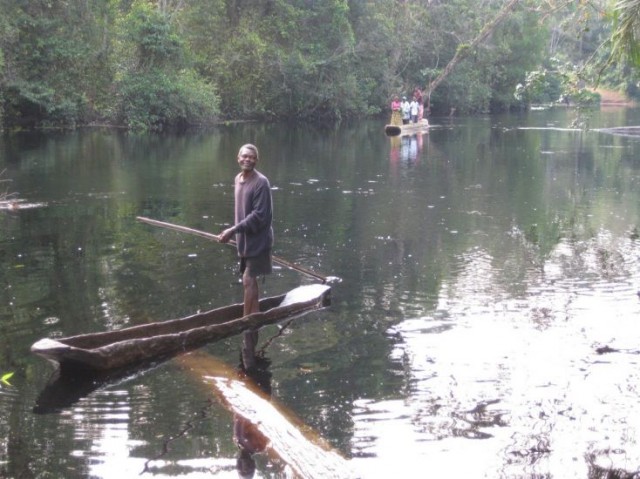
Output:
1 372 14 385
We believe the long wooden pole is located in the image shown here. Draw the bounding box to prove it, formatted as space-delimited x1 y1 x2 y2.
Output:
136 216 329 283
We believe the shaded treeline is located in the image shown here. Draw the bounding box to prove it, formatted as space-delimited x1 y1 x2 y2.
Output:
0 0 630 131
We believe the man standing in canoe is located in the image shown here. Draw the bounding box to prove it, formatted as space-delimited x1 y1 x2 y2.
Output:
219 143 274 368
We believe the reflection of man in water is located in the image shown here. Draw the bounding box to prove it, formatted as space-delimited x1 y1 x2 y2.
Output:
234 417 267 478
233 355 272 478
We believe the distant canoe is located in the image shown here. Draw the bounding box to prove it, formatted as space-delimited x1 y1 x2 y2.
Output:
385 119 430 136
31 284 331 373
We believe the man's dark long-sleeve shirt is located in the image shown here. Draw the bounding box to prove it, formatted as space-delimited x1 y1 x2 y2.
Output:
234 169 273 258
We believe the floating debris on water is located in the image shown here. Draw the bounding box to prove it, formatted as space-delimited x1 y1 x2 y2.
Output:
0 200 47 210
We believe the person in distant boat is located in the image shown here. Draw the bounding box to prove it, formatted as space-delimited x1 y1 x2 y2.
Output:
219 143 274 369
390 95 402 126
409 97 419 123
413 87 424 120
401 96 411 125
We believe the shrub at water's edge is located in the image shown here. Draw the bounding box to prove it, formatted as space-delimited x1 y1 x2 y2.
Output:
116 70 219 132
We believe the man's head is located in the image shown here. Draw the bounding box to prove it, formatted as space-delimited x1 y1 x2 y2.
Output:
237 144 259 174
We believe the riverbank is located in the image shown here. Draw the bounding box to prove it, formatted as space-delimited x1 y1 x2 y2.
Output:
595 87 635 107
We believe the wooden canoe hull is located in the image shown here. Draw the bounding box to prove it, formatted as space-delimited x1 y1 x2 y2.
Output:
31 284 331 372
385 119 429 136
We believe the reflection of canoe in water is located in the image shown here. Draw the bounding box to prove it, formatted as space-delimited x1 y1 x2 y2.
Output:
33 361 162 413
176 352 361 479
384 118 429 136
31 284 331 373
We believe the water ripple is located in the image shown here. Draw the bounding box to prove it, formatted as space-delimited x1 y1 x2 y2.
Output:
351 231 640 477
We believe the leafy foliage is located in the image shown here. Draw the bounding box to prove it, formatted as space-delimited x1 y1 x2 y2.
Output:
610 0 640 65
117 70 219 131
0 1 98 127
0 0 636 130
1 371 14 386
114 1 219 131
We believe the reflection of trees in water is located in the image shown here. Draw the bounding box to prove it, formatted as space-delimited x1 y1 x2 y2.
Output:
381 215 640 477
451 398 508 440
586 451 639 479
0 169 17 203
503 430 552 467
141 397 217 474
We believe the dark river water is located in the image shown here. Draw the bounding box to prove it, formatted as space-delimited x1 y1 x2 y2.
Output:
1 108 640 478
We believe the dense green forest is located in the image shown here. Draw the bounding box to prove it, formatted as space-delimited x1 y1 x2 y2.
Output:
0 0 637 131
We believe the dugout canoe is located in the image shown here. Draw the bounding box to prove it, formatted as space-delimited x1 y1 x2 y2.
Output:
384 118 430 136
31 284 331 373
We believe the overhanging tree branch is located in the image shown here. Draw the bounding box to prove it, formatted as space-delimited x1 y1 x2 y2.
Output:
426 0 522 109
